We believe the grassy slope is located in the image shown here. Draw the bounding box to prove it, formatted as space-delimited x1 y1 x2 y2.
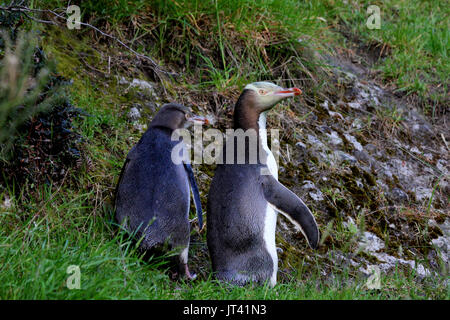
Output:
333 0 449 114
0 0 449 299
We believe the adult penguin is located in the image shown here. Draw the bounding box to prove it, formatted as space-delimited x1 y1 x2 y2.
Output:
207 82 320 287
115 103 208 279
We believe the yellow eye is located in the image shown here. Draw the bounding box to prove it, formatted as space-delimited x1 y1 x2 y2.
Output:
259 89 267 95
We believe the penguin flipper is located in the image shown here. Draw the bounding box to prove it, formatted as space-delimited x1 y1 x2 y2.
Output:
261 175 319 249
183 162 203 229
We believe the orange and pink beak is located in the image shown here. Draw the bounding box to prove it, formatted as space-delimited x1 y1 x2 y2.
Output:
274 87 302 97
187 115 210 125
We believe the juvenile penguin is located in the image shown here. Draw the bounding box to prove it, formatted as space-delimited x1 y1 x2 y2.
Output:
115 103 207 279
207 82 320 287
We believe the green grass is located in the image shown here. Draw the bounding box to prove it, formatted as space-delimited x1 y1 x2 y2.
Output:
1 0 448 300
332 0 449 108
0 191 447 299
114 0 448 105
40 0 448 106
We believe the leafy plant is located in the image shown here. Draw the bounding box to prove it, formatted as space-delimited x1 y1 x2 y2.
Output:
0 32 51 162
0 30 84 188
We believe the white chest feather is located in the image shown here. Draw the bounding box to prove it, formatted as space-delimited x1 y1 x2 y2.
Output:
258 113 278 180
264 205 278 286
259 112 278 287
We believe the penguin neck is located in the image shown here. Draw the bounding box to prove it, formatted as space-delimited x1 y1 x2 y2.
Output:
149 114 181 132
233 90 261 132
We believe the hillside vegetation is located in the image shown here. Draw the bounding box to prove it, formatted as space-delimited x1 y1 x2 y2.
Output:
0 0 448 299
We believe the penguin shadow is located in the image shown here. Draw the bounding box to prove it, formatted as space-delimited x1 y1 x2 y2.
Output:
185 225 212 281
137 242 186 281
187 226 278 290
105 197 211 283
138 221 210 282
111 218 188 281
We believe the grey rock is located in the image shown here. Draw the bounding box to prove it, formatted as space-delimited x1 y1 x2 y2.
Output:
130 78 154 91
364 144 377 154
302 180 325 201
309 190 324 201
436 159 448 175
432 236 449 264
348 101 362 110
118 76 128 85
144 101 159 111
388 188 409 203
344 133 363 151
431 218 449 265
358 231 385 253
307 134 326 150
302 180 316 190
334 150 357 164
414 186 433 202
127 107 141 121
295 141 307 150
132 122 147 132
410 122 433 137
326 130 343 145
358 232 433 278
372 252 432 278
351 118 364 129
355 179 364 188
354 150 371 164
330 250 360 268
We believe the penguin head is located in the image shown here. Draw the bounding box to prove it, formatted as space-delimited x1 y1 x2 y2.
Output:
243 81 302 111
150 103 209 131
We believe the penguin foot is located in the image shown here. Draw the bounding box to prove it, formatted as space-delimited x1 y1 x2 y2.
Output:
184 264 197 281
169 271 179 281
170 264 197 281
